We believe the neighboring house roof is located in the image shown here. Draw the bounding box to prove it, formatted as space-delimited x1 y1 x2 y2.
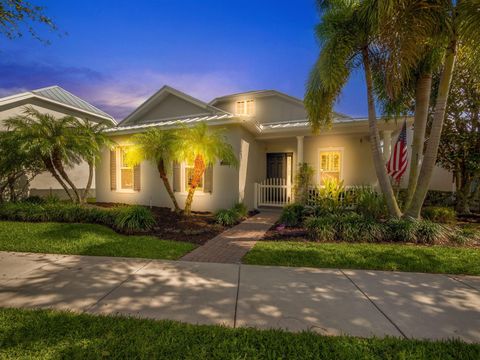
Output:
118 85 230 127
0 85 116 124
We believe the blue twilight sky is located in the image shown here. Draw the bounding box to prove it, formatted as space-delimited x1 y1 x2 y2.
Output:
0 0 367 120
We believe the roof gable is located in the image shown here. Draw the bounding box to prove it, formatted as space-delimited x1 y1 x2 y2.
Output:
119 85 229 126
0 85 115 124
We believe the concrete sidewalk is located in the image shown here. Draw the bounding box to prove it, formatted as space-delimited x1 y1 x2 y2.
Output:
0 251 479 343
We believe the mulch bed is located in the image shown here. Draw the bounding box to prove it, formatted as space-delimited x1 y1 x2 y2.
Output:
95 203 226 245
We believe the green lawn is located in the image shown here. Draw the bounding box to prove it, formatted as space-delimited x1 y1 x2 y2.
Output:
0 221 195 260
0 308 478 359
244 241 480 275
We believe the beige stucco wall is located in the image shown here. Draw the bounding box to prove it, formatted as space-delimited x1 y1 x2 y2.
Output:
0 101 98 191
214 95 306 124
140 94 211 122
96 125 246 212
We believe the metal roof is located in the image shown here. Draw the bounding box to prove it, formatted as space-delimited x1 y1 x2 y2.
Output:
32 86 115 122
106 113 236 133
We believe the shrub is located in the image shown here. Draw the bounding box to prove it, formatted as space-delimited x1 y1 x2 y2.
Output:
385 219 418 243
355 188 387 220
450 227 480 245
304 216 336 242
422 206 456 224
280 203 305 227
215 209 240 226
232 202 248 219
334 213 385 243
0 202 156 234
112 205 156 234
415 220 448 244
21 196 45 205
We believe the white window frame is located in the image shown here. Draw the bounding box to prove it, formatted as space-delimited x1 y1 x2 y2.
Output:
235 99 255 116
317 147 344 186
116 146 136 193
180 162 205 194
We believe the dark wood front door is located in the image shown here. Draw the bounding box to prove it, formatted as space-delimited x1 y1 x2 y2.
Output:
267 153 287 179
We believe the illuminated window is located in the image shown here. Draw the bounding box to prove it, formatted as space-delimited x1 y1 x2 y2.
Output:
235 99 255 116
119 147 134 190
319 150 342 185
183 163 203 191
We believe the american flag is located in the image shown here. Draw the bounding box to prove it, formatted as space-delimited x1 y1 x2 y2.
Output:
386 121 408 182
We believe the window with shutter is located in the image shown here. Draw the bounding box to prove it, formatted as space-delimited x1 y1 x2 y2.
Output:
110 150 117 191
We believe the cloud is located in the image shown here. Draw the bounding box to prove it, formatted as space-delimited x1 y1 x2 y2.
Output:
0 60 245 120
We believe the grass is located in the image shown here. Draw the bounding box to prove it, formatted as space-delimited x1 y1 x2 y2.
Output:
0 308 478 359
0 221 195 260
244 241 480 275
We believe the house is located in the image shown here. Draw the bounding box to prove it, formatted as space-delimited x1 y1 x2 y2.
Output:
96 85 453 211
0 86 116 197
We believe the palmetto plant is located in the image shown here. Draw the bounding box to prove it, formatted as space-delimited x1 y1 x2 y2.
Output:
177 122 238 216
127 129 181 212
5 107 83 202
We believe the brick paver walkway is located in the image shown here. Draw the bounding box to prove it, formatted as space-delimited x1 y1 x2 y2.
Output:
181 211 280 263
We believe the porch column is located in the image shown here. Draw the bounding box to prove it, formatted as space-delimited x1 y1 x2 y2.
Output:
296 136 304 165
382 130 392 162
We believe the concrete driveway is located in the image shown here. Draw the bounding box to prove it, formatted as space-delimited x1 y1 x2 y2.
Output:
0 251 479 343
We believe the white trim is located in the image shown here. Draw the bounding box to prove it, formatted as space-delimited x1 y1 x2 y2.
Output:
317 147 344 185
115 146 136 192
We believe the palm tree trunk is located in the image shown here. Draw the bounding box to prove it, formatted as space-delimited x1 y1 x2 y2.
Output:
405 39 457 219
43 156 74 201
404 72 432 210
157 159 180 213
184 155 206 216
362 48 402 218
52 152 81 203
81 161 94 204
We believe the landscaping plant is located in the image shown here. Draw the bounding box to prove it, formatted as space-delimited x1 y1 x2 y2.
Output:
421 206 456 224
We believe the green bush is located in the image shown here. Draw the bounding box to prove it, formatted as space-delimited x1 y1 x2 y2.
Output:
280 203 305 227
232 202 248 218
304 216 336 242
215 209 240 226
333 213 385 243
0 202 156 234
21 196 46 205
415 220 448 244
355 188 387 220
112 205 156 234
450 227 480 245
422 206 456 223
385 219 419 243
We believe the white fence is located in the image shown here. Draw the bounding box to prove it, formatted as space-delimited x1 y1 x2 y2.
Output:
254 178 292 208
254 180 377 209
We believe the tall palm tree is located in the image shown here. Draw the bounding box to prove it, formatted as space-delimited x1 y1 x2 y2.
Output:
305 0 402 217
72 119 114 203
127 128 181 212
5 107 83 202
404 0 480 218
177 122 238 216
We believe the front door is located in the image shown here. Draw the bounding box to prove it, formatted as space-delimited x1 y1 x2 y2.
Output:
265 153 293 203
267 153 288 179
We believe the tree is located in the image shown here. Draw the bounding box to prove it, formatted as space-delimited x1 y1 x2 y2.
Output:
0 130 44 201
435 47 480 214
0 0 57 42
305 0 402 217
5 108 83 202
177 123 238 216
127 129 181 212
71 119 114 203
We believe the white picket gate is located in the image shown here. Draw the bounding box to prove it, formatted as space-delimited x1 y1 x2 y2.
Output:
254 178 292 208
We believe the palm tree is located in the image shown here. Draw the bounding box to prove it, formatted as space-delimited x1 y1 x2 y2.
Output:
72 119 114 203
404 0 480 218
305 0 402 217
177 122 238 216
127 128 181 212
5 107 83 202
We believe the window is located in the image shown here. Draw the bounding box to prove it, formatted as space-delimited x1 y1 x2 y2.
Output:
119 147 134 190
235 99 255 116
184 163 204 191
319 150 342 185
